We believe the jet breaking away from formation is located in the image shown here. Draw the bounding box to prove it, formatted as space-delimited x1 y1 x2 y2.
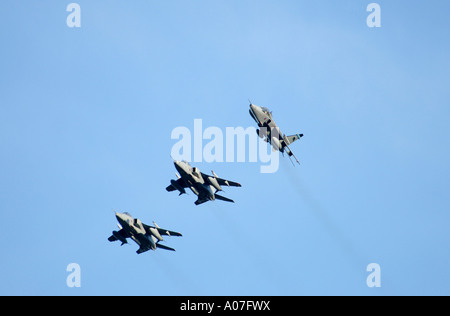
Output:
249 102 303 165
108 212 182 254
166 160 242 205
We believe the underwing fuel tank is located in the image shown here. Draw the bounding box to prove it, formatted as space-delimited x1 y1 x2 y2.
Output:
271 137 283 151
207 176 222 192
149 227 163 241
170 179 186 196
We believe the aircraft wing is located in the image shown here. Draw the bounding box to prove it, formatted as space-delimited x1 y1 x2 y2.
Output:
165 178 188 192
215 177 241 188
217 178 241 188
143 224 183 237
156 227 183 237
200 171 241 188
107 229 130 242
284 134 304 145
158 228 182 237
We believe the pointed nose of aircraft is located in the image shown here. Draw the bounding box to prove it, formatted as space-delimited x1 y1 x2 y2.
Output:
115 212 124 222
250 103 262 113
115 212 131 224
174 160 187 175
174 160 182 170
249 103 261 124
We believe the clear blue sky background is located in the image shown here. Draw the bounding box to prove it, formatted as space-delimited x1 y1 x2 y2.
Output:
0 1 449 295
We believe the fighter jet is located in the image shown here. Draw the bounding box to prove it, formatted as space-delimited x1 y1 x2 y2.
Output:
108 212 182 254
249 102 304 165
166 160 242 205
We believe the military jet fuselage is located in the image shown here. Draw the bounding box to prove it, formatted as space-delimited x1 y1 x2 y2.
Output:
167 161 241 205
174 161 215 201
249 102 303 164
108 212 182 254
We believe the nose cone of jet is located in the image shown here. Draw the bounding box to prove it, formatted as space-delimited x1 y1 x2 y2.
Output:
250 103 262 114
174 160 183 172
174 160 189 174
115 212 130 226
115 212 124 222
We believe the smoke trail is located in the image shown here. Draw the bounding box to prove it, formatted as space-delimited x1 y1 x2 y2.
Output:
209 202 285 294
280 159 367 268
210 202 244 244
151 252 194 295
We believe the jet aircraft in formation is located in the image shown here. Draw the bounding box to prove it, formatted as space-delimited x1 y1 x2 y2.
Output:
108 212 182 254
109 101 303 254
249 102 303 165
166 160 242 205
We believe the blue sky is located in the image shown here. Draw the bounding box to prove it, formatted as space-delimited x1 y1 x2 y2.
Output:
0 1 449 295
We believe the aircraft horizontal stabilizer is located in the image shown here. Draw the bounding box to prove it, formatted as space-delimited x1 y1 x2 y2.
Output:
156 243 176 252
215 194 235 203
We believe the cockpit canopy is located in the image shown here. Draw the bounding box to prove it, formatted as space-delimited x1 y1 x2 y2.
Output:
192 167 202 178
261 107 273 119
181 160 192 167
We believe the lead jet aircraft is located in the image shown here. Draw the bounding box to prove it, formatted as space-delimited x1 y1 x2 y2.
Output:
166 160 242 205
249 102 304 165
108 212 182 254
